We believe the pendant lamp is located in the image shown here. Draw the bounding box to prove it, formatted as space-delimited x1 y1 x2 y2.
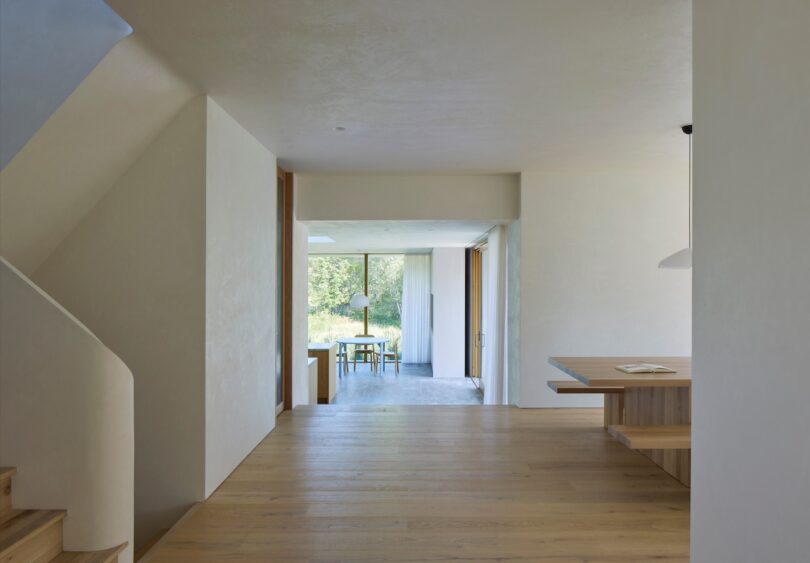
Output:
349 293 369 308
659 124 693 269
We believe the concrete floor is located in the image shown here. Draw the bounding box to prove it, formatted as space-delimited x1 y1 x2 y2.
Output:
332 362 483 405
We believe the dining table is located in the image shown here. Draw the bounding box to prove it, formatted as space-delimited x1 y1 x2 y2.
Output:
549 356 692 486
336 336 390 376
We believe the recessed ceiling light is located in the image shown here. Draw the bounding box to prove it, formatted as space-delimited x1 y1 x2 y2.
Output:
308 235 335 244
334 126 346 132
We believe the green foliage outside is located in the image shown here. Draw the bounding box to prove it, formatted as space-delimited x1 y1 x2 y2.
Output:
308 255 365 321
308 255 405 355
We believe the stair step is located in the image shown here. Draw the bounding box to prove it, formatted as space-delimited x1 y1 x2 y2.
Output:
0 469 13 519
0 509 65 563
50 543 127 563
0 510 23 527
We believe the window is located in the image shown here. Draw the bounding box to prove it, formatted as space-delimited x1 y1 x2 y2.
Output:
307 254 405 354
367 255 404 351
308 255 365 343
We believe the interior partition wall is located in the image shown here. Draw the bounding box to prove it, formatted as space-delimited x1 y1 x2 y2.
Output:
482 226 507 405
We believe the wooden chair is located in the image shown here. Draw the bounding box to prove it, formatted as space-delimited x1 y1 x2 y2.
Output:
377 342 400 375
353 334 377 372
335 344 349 375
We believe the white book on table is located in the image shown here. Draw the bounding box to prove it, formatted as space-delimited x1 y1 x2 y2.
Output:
615 363 677 374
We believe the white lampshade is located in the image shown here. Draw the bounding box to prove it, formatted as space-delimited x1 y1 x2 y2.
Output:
658 247 692 269
349 293 369 308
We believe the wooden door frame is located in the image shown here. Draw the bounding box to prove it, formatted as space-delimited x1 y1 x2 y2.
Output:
278 166 294 411
363 253 369 335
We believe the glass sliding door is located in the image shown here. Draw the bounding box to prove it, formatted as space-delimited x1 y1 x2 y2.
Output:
367 255 404 355
308 254 405 346
308 255 365 343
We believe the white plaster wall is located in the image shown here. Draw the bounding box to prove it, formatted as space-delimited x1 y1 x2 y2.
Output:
204 99 277 496
430 248 465 377
691 2 810 561
292 218 312 407
0 34 196 275
296 174 519 221
33 97 208 549
0 258 134 562
519 169 692 407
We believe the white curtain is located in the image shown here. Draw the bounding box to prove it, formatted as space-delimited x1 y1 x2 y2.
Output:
483 226 508 405
402 254 432 363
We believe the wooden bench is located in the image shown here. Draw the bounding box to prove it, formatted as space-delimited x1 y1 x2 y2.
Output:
608 425 692 449
547 380 623 394
547 380 625 427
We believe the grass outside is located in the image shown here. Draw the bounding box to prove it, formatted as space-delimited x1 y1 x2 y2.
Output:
309 312 402 358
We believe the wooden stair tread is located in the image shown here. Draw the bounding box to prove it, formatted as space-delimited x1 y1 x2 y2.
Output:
0 509 66 555
0 469 13 520
608 425 692 449
547 380 624 393
50 543 127 563
0 509 23 526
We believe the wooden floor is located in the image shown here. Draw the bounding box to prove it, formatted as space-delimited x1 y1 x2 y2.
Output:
145 406 689 562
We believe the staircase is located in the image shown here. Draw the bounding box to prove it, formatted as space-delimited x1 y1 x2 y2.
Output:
0 468 125 563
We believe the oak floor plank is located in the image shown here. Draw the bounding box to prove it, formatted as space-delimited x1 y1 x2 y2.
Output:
146 406 689 562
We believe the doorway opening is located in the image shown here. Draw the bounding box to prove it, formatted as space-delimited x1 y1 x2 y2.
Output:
304 220 498 405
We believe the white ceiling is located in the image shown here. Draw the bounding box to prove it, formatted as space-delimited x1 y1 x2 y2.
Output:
306 220 494 254
106 0 691 173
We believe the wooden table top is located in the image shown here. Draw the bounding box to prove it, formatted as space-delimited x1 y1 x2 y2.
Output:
549 356 691 387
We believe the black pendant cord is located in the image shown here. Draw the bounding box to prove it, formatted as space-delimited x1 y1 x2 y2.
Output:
681 124 693 250
688 132 692 249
